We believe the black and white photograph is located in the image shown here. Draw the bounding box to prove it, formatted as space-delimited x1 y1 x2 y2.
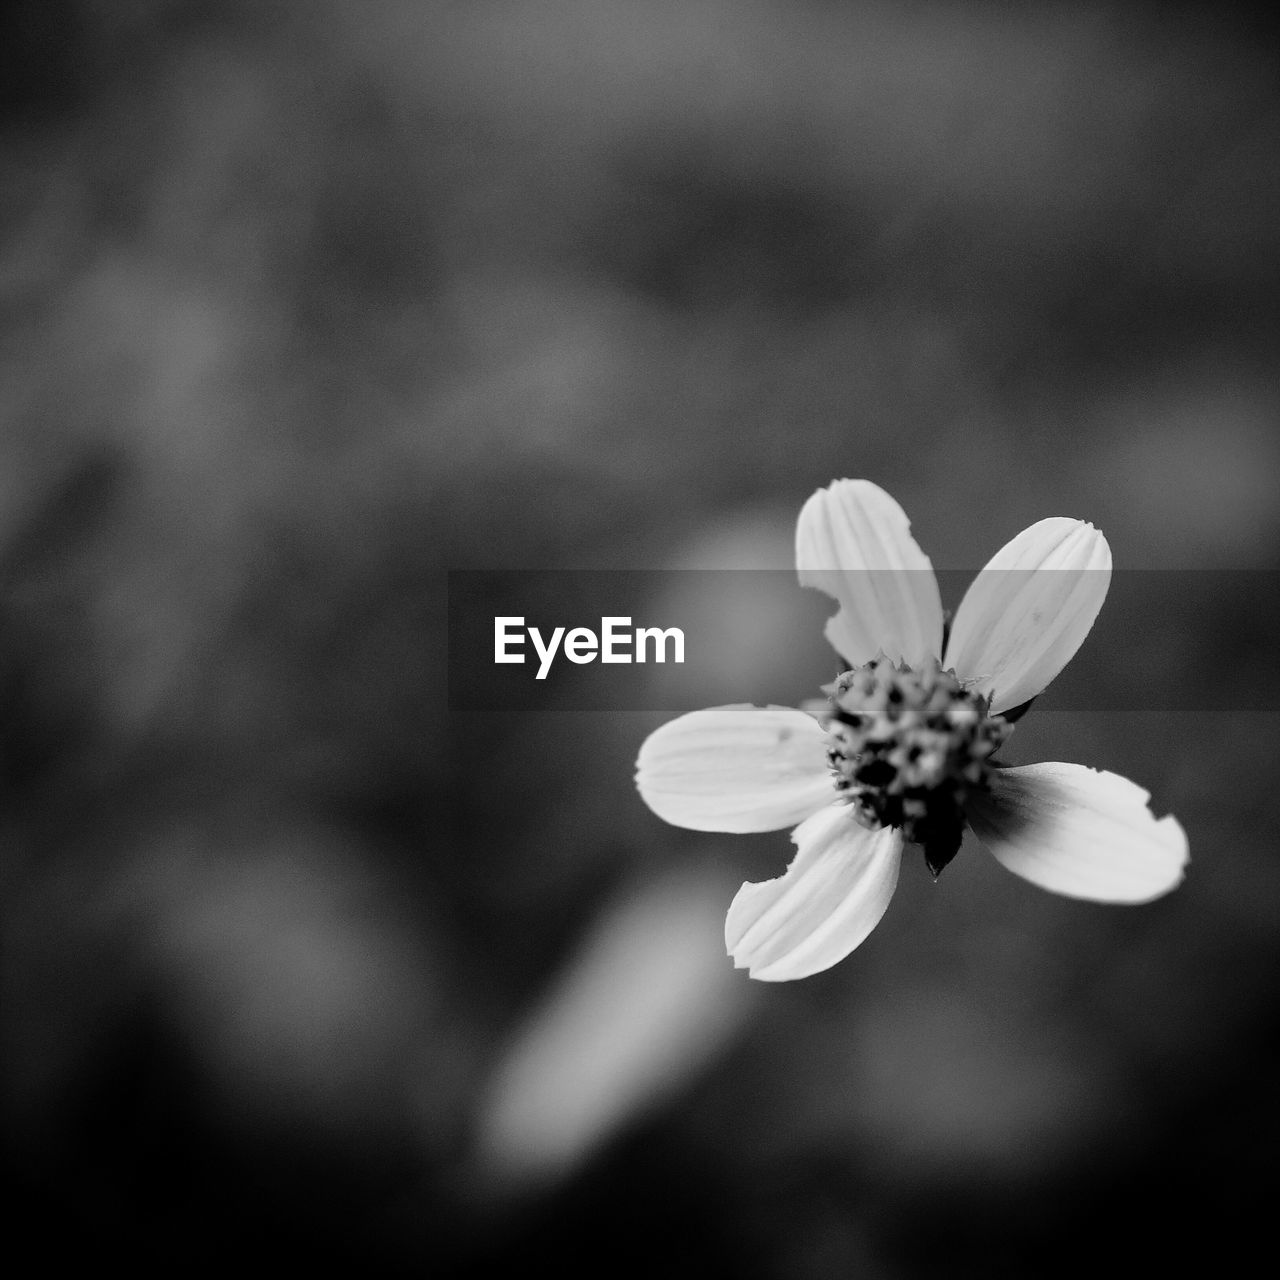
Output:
3 3 1279 1276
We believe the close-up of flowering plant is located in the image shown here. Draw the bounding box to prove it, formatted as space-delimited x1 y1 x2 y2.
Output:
11 5 1278 1274
636 479 1189 981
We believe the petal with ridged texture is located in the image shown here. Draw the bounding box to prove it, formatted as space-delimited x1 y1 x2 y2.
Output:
795 479 944 669
636 705 834 833
944 518 1111 715
966 762 1188 903
725 804 903 981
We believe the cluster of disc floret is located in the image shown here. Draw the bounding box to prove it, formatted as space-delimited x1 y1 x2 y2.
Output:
823 656 1011 876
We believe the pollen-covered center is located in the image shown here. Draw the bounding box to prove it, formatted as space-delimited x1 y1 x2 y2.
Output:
823 656 1011 876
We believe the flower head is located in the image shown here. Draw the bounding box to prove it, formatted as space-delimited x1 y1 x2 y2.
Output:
635 479 1188 981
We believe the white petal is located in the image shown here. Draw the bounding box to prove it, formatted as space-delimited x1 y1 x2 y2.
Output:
944 518 1111 714
725 804 903 981
966 762 1188 903
635 705 834 833
795 479 944 669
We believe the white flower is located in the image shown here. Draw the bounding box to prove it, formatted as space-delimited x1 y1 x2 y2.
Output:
635 479 1189 982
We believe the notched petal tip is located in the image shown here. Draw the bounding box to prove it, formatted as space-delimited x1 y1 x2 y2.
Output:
966 761 1188 904
1127 808 1189 902
723 805 903 981
794 478 943 669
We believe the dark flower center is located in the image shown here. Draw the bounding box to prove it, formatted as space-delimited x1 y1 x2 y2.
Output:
823 656 1011 876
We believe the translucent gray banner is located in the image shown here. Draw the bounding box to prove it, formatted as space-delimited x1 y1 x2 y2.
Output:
447 570 1279 712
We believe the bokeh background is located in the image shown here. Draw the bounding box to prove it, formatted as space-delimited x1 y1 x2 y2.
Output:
3 2 1279 1275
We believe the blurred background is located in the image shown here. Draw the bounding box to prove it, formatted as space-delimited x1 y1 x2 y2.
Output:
3 1 1279 1275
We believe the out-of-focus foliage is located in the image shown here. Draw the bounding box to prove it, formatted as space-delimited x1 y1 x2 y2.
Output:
2 2 1278 1275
